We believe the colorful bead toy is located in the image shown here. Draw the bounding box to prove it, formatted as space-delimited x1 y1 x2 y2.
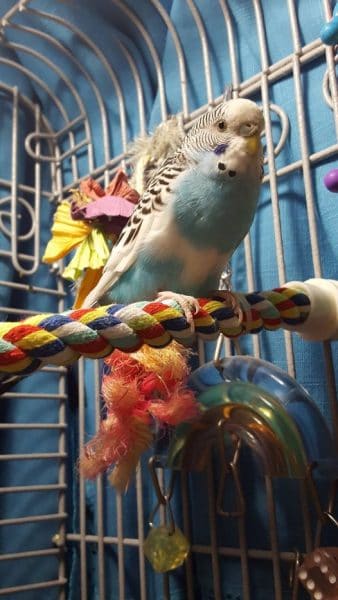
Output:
298 548 338 599
324 168 338 193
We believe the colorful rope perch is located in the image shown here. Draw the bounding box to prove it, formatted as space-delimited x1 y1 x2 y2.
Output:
0 278 337 376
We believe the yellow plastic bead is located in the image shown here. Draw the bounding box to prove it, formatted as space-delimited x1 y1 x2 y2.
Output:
143 525 190 573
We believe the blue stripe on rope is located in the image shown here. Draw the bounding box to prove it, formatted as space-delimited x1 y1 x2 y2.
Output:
29 339 66 357
39 315 73 330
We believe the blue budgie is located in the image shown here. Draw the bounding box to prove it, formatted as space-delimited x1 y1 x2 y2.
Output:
80 98 264 490
82 98 264 319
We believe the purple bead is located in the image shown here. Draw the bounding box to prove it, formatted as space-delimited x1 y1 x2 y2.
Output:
324 168 338 192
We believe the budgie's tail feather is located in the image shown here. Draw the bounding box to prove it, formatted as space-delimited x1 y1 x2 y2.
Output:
81 269 119 307
73 267 103 309
79 342 200 492
81 245 137 307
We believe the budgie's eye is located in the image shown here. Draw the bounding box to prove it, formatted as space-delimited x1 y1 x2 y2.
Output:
217 120 226 131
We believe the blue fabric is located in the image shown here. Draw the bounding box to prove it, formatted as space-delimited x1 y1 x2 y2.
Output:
0 1 337 599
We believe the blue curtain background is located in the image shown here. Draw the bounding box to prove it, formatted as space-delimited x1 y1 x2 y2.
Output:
0 1 337 599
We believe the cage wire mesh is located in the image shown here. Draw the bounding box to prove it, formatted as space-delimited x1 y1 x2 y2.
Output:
0 1 337 599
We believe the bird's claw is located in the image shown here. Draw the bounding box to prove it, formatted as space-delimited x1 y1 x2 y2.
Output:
210 289 243 323
157 291 200 331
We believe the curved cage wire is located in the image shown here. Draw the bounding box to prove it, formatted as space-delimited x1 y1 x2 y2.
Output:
0 1 337 599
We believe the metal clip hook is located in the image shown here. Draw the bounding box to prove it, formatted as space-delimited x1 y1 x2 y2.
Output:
307 463 338 527
216 421 246 518
289 549 301 599
148 455 177 534
148 455 176 505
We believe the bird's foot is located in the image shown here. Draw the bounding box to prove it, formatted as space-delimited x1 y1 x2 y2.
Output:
210 289 243 323
156 291 200 330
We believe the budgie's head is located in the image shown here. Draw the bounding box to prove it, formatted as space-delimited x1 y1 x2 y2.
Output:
182 98 264 162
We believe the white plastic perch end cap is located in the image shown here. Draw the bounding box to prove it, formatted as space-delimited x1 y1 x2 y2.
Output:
284 278 338 341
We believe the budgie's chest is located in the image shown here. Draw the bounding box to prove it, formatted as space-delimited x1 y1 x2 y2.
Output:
105 155 261 303
170 164 260 253
146 161 260 279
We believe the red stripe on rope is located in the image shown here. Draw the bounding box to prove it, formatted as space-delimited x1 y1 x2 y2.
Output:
4 324 41 343
142 301 171 315
69 337 108 354
135 323 167 340
274 299 295 311
263 317 282 328
68 308 93 320
0 347 29 365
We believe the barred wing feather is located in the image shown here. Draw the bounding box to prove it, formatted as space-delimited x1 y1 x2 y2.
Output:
82 152 187 307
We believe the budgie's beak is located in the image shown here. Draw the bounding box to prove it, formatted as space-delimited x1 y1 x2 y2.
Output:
245 133 261 156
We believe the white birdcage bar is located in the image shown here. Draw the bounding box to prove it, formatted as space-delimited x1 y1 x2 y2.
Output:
0 1 336 599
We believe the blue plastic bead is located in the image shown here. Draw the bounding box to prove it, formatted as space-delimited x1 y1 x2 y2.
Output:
320 4 338 45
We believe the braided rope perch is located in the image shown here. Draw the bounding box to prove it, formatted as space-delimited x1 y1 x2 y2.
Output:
0 279 337 376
